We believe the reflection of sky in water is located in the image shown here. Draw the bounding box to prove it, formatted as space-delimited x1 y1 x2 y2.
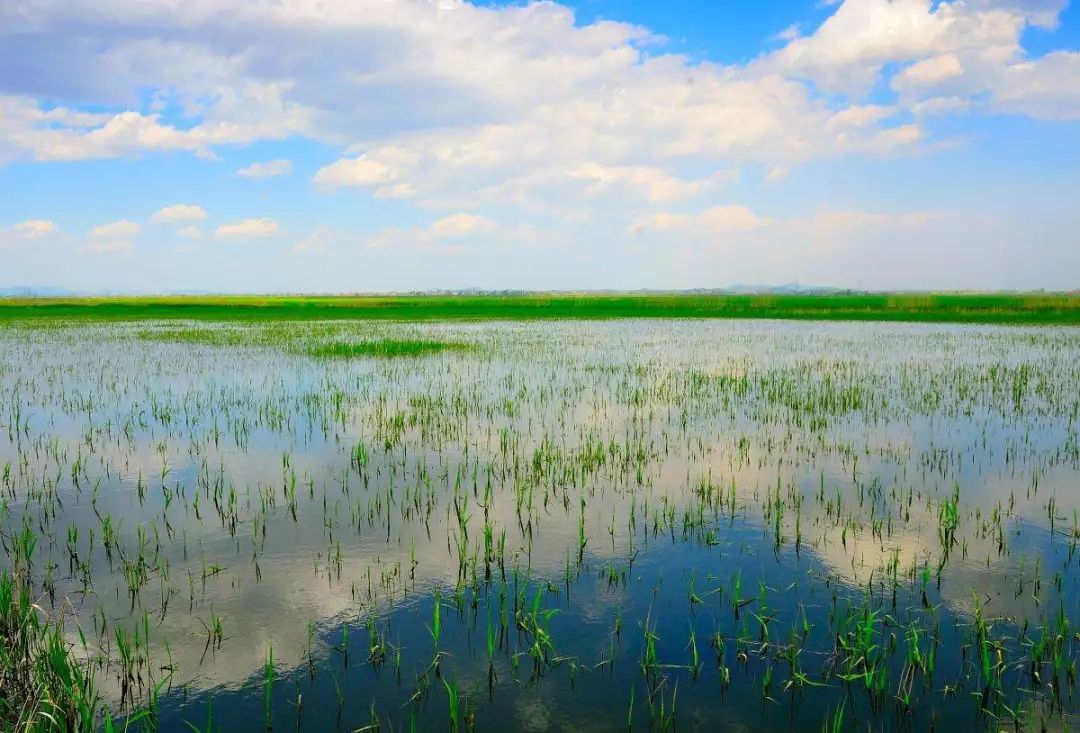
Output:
1 319 1079 730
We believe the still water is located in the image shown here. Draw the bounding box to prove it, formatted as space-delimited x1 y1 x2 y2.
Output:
2 319 1079 731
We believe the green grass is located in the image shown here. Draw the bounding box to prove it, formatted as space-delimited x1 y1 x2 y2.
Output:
306 339 472 359
0 571 104 731
136 327 254 346
0 292 1078 325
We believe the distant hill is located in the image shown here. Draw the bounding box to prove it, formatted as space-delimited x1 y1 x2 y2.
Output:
397 285 852 296
0 286 80 298
684 284 852 295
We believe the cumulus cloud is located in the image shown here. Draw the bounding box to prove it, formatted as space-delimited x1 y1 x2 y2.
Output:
290 226 344 255
90 219 140 239
83 239 134 254
236 159 293 178
630 203 952 257
567 164 725 203
363 213 500 253
84 219 139 254
825 105 895 131
912 96 970 116
312 156 399 189
630 205 767 237
214 218 280 240
151 204 207 224
892 53 965 89
5 0 1065 200
988 51 1080 120
759 0 1049 92
0 0 1076 290
10 219 58 238
0 95 297 165
428 214 493 238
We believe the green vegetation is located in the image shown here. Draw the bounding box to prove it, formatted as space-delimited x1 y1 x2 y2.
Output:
1 292 1078 325
0 570 123 731
2 320 1080 730
135 327 253 346
306 339 472 359
135 327 475 358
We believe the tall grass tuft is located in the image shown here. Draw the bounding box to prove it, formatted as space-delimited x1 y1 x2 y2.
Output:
306 339 472 359
0 570 101 731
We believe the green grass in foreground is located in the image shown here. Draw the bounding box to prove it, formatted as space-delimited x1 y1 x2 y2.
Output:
307 339 472 358
1 293 1079 325
0 569 135 732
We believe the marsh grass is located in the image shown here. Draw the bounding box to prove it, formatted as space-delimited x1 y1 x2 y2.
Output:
136 328 253 346
306 339 473 359
0 570 124 731
136 325 476 362
1 320 1080 730
3 293 1080 325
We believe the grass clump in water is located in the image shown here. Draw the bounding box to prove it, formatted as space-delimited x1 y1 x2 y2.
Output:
306 339 472 359
0 571 102 731
136 327 253 346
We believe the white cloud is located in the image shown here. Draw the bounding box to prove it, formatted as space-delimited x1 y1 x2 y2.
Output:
8 0 1064 204
762 0 1078 124
630 205 767 237
237 159 293 178
989 50 1080 120
629 212 691 234
214 218 280 240
0 95 299 165
90 219 140 239
912 96 970 116
568 164 721 203
699 205 770 233
312 155 399 189
892 53 965 89
760 0 1038 92
85 219 140 254
10 219 58 238
0 0 1075 292
151 204 207 224
363 213 501 252
429 214 493 238
630 203 946 257
83 239 134 254
825 105 895 131
290 226 344 255
775 24 801 42
869 124 922 150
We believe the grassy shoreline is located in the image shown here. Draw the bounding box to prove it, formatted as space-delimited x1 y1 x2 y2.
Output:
1 293 1079 325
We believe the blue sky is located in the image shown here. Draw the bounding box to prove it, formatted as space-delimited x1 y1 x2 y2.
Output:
0 0 1078 293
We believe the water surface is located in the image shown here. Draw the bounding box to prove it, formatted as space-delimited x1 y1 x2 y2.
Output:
2 319 1079 731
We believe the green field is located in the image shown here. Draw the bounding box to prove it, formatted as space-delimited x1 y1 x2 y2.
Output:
1 292 1079 324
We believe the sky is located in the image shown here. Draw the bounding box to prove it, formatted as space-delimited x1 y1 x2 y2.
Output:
1 0 1078 293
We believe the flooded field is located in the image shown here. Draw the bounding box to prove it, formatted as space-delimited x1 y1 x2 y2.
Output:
3 319 1080 731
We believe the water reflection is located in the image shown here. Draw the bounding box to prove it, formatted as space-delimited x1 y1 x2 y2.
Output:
1 319 1078 730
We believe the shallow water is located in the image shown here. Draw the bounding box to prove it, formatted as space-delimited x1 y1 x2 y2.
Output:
2 319 1079 731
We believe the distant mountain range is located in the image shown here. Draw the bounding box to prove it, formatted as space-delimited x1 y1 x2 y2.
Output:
684 284 852 295
0 287 219 297
2 285 851 298
0 286 81 297
400 285 853 296
6 285 1061 298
